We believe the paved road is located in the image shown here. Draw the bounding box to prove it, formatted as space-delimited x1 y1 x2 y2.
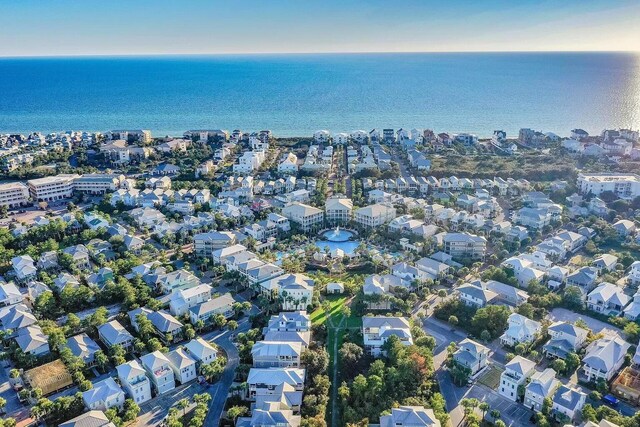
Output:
203 317 249 427
0 362 23 417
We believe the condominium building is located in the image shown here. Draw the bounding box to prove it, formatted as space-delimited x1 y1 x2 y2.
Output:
28 174 79 202
0 182 30 208
355 203 397 228
73 174 124 195
107 129 151 143
325 196 353 224
443 232 487 260
577 173 640 199
282 202 324 232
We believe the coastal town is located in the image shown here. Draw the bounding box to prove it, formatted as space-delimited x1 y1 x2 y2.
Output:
1 126 640 427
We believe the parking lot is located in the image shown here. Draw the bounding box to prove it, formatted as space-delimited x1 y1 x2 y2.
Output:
464 383 535 427
136 381 208 427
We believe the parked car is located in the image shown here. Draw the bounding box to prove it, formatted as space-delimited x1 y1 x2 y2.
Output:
603 394 619 408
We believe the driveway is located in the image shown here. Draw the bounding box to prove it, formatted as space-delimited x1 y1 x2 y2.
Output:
549 308 622 337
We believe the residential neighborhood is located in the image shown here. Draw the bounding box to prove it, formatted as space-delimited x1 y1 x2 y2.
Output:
0 126 639 427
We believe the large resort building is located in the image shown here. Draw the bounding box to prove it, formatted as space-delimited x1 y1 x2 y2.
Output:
27 174 79 202
0 182 30 208
282 202 324 232
577 173 640 199
355 203 397 228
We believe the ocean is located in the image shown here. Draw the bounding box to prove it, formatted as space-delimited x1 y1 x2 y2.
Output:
0 52 638 137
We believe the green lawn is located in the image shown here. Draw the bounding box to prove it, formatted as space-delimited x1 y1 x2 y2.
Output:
310 295 347 326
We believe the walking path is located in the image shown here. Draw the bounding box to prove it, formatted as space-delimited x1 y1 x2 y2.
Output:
329 316 345 427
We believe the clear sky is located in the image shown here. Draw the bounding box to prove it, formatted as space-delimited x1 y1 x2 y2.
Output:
1 0 639 56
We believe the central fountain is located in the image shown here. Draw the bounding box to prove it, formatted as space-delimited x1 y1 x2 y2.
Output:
322 225 354 242
316 225 359 256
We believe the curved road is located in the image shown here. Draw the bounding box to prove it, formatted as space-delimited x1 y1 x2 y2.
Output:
203 318 249 426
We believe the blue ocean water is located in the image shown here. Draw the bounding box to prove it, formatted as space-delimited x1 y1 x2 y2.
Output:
0 52 638 137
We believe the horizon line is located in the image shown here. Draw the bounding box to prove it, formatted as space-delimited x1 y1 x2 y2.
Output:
0 49 638 59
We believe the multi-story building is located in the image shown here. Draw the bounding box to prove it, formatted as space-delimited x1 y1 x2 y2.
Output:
193 231 243 258
453 338 489 375
140 350 176 395
169 284 212 317
82 377 125 412
500 313 541 347
246 368 305 399
282 202 323 232
166 348 197 384
362 316 412 356
583 336 630 382
259 273 314 311
107 129 151 143
117 360 152 404
354 203 397 228
325 196 353 224
73 174 124 195
543 321 588 360
443 232 487 260
189 293 235 324
499 356 536 402
524 368 559 411
28 174 79 202
251 341 303 368
0 182 30 208
577 173 640 199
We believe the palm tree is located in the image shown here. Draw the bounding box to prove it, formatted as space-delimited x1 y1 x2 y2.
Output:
489 409 501 421
176 397 190 416
437 289 447 303
479 402 490 420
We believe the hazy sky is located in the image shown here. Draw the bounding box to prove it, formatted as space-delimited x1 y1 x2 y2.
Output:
1 0 639 56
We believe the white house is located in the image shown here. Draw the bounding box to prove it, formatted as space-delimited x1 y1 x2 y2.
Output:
251 341 303 368
278 153 298 174
15 325 50 357
524 368 559 411
184 337 218 367
543 321 588 360
457 282 497 308
587 283 631 316
141 350 176 395
117 360 152 404
379 406 441 427
259 273 314 311
583 336 630 382
453 338 489 376
247 368 305 399
189 293 235 324
551 385 587 422
166 348 198 384
98 320 134 351
0 282 23 307
499 356 536 401
82 377 125 412
500 313 541 347
362 316 412 357
66 333 100 367
169 284 212 316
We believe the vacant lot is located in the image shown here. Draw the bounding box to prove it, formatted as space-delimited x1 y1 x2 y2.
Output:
430 153 577 180
478 365 504 389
